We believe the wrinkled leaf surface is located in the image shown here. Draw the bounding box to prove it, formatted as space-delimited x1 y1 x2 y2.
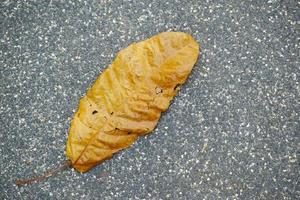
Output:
66 32 200 172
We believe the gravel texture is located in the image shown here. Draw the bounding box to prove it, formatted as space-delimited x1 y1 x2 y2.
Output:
0 0 299 199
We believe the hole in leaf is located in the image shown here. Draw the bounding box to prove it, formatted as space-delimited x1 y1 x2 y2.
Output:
155 86 163 94
92 110 98 115
174 84 181 91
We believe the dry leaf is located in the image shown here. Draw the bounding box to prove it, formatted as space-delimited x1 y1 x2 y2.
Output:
66 32 199 172
16 32 199 185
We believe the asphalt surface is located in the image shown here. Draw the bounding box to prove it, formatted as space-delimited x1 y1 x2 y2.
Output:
0 0 299 199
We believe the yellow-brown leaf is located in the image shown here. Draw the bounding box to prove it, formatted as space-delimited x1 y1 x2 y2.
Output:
66 32 200 172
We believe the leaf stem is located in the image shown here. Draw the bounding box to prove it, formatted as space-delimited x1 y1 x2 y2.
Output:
15 160 72 186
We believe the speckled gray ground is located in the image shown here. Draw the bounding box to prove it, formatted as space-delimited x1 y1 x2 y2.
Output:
0 0 299 199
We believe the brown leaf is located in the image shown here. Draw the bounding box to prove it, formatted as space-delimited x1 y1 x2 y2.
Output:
66 32 200 172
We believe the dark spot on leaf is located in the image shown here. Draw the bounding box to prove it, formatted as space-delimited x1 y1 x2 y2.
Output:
110 112 114 115
127 132 132 135
92 110 98 115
